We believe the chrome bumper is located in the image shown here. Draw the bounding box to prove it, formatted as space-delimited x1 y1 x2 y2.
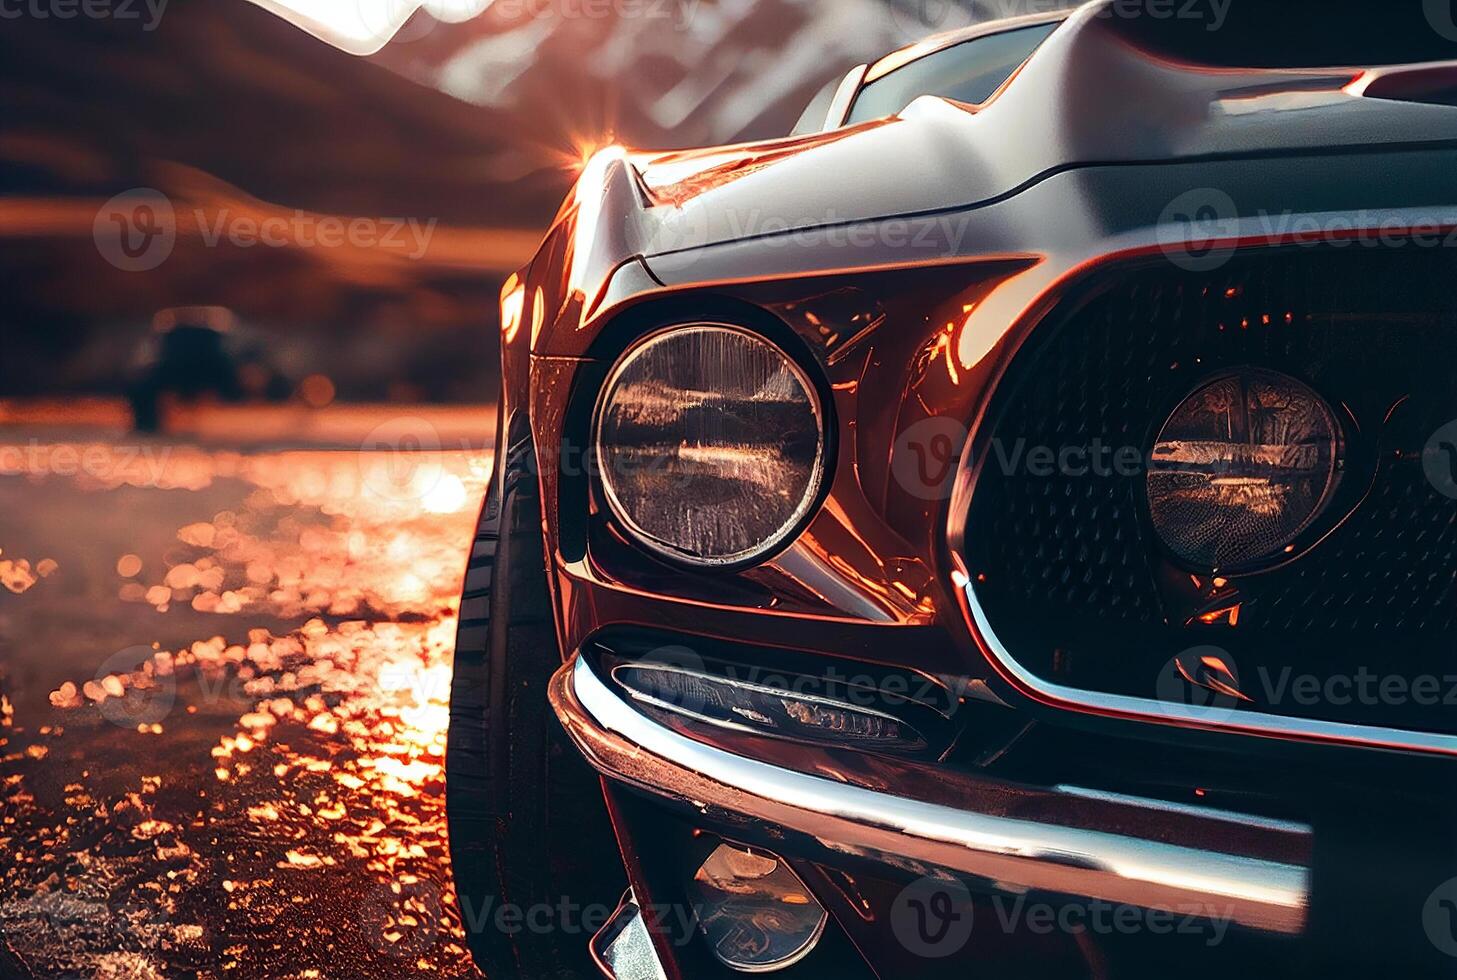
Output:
550 653 1312 937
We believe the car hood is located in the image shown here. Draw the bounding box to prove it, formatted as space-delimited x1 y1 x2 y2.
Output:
626 3 1457 257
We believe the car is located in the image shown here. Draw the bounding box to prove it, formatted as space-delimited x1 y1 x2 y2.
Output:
127 306 294 432
446 4 1457 978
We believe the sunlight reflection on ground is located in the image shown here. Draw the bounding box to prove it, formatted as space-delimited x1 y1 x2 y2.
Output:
0 441 491 979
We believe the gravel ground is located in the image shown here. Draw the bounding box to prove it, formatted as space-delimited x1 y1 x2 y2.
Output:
0 422 493 980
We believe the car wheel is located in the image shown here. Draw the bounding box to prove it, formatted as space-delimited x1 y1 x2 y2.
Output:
446 425 624 980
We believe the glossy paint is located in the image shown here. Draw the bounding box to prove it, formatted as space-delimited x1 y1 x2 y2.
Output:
504 18 1457 746
481 5 1457 974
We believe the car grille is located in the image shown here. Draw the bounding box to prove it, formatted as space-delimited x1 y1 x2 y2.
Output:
964 244 1457 738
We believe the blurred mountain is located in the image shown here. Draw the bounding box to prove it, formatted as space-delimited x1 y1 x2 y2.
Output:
366 0 1083 149
0 0 568 229
0 0 531 399
0 0 1054 239
371 0 907 153
0 0 1053 400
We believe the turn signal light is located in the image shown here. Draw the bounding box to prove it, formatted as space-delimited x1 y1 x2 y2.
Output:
612 662 929 753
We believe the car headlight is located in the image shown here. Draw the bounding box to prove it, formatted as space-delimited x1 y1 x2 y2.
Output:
594 323 827 567
1146 368 1342 571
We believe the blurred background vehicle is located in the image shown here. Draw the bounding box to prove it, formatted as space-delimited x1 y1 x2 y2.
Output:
126 307 295 431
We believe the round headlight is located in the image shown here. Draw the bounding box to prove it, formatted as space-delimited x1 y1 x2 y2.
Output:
594 324 827 567
1146 368 1341 571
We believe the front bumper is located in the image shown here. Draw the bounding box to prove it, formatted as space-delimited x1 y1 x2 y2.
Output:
550 651 1312 972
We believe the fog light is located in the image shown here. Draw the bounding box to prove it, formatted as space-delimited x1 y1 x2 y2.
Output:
690 843 827 973
612 662 930 753
1147 368 1342 570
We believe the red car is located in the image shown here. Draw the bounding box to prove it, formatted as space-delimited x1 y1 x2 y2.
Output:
447 5 1457 978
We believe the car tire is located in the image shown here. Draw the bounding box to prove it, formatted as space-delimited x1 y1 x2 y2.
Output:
446 425 623 980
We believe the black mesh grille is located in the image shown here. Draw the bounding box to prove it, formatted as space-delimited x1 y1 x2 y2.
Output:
966 245 1457 736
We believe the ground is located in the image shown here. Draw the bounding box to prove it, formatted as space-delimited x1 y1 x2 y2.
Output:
0 408 494 980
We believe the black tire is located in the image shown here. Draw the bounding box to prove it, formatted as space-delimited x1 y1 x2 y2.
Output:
128 381 160 433
446 427 624 980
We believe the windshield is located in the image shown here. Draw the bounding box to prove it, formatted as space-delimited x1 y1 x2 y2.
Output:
846 21 1058 124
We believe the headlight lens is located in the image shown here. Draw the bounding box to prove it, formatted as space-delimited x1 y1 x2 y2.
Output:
595 324 826 567
1147 368 1341 571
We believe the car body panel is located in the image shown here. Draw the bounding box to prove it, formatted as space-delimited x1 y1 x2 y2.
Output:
520 146 1457 747
525 3 1457 362
478 5 1457 975
501 43 1457 735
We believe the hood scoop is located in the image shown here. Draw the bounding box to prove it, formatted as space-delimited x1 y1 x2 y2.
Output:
1348 62 1457 108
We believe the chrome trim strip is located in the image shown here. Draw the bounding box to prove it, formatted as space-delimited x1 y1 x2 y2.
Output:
964 582 1457 757
823 64 868 131
554 654 1311 936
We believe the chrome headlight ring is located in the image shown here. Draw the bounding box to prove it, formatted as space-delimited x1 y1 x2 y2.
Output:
593 322 828 569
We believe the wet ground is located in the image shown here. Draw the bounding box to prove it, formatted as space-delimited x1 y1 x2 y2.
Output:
0 417 493 979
